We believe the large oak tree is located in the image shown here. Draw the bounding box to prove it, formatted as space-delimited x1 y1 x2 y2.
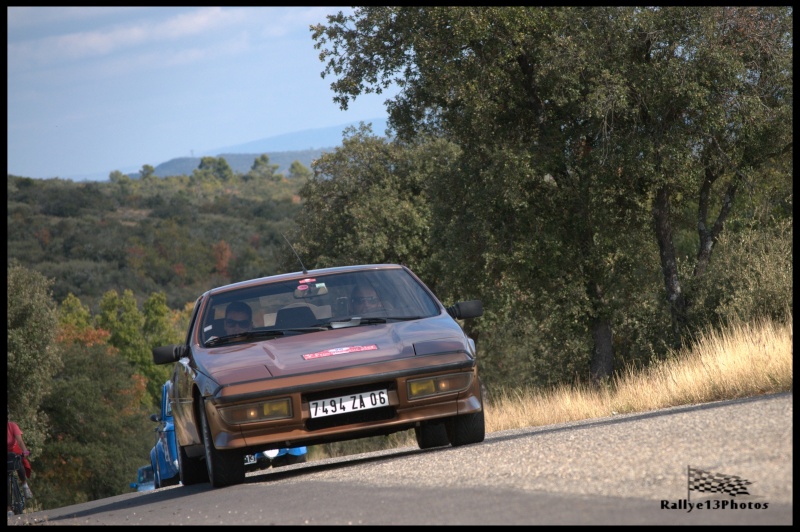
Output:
312 7 792 382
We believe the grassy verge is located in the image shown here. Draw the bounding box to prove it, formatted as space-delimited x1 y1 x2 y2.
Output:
312 314 792 460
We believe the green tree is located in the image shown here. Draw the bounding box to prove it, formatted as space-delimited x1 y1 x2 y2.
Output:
288 160 313 181
57 293 93 333
96 289 168 407
312 6 793 385
108 170 129 184
139 164 156 181
289 125 450 285
192 156 235 183
35 326 153 510
7 261 64 456
247 154 282 182
142 291 182 350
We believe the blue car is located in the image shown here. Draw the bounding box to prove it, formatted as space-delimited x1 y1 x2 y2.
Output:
244 446 308 471
130 464 155 492
149 380 180 489
154 379 308 484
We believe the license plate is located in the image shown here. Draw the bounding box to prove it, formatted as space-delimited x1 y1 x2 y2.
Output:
310 389 389 419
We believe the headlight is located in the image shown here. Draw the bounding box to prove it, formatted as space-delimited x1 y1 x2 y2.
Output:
407 373 473 400
218 398 292 424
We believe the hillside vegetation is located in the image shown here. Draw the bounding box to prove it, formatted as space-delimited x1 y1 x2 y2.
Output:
8 154 309 311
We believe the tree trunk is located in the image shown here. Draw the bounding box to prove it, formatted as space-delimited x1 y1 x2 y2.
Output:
694 163 738 279
590 316 614 384
652 185 686 349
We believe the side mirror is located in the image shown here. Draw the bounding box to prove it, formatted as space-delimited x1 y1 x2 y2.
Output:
153 344 187 365
149 414 160 423
446 300 483 320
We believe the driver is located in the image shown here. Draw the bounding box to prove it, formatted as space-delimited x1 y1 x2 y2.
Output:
350 285 384 315
223 302 253 335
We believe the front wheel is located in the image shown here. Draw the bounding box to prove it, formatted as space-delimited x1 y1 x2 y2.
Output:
200 400 245 488
414 421 450 449
446 382 486 447
446 407 486 446
177 442 208 486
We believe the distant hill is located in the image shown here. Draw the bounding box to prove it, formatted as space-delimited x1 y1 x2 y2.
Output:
145 148 331 179
145 117 389 178
209 118 389 155
61 117 389 181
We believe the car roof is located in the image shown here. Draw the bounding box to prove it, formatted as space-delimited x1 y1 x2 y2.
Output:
201 264 405 298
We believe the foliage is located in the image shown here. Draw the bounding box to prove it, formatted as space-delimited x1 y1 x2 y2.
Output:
288 124 453 286
288 160 313 181
312 6 793 384
192 156 235 183
7 261 64 457
685 217 793 329
147 149 325 179
248 154 281 182
34 328 154 510
58 293 93 331
7 156 309 310
95 289 176 408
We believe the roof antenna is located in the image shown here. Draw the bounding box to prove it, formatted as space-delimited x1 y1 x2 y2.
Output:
282 233 308 274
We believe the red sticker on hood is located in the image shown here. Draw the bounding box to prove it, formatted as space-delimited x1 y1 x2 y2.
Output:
303 344 378 360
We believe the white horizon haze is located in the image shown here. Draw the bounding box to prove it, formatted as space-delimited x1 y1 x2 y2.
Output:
7 7 396 180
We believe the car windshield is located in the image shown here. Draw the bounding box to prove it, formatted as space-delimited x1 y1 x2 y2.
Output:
198 268 441 345
139 467 154 483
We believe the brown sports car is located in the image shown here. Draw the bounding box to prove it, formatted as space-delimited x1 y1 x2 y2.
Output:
153 263 485 488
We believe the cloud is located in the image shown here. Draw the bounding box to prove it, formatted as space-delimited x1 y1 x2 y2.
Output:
8 7 334 72
9 8 243 66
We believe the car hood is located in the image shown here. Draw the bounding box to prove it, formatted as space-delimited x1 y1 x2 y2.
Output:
196 315 473 386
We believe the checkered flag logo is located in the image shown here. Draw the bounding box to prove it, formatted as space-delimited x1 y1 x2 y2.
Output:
689 467 752 497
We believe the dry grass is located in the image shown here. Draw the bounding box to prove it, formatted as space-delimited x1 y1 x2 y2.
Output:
485 314 793 432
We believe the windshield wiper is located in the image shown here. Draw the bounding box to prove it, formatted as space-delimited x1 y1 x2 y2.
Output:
330 317 384 328
205 329 287 347
271 326 329 333
329 316 423 329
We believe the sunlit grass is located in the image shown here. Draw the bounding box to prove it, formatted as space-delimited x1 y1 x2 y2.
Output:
312 314 792 459
485 315 792 432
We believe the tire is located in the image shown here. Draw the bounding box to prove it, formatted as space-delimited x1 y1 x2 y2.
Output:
160 474 180 488
446 382 486 447
414 421 451 449
177 442 208 486
9 474 25 515
446 407 486 446
152 459 160 489
200 400 245 488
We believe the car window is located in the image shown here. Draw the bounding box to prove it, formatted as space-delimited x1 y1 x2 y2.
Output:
163 385 172 417
185 296 203 345
198 268 440 343
139 466 154 483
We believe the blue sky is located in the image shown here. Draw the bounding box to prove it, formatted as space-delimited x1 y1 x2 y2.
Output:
7 7 395 180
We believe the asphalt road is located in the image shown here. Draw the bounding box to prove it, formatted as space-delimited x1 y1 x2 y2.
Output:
10 392 792 525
